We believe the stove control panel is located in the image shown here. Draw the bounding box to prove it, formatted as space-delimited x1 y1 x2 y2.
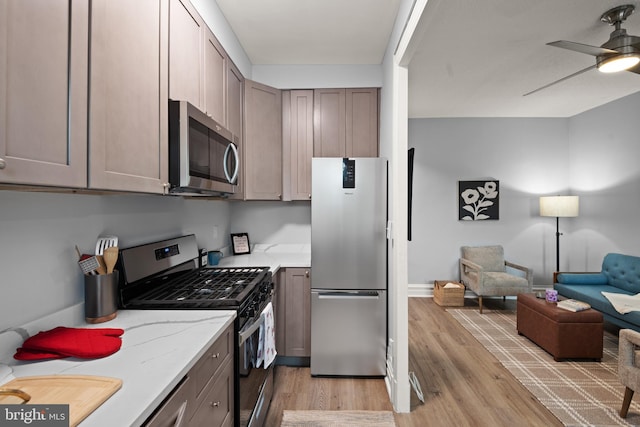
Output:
155 244 180 260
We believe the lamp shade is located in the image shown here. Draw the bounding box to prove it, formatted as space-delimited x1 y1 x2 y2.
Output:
539 196 579 217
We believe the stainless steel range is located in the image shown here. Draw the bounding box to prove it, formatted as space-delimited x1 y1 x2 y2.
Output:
116 234 274 427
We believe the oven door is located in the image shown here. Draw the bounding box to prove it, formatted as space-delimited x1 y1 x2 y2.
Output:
238 306 275 427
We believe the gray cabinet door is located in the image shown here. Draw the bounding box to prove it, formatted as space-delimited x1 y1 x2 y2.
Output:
0 0 87 188
283 90 313 201
243 80 282 200
346 88 379 157
89 0 168 193
313 88 346 157
284 268 311 357
169 0 204 109
204 28 227 126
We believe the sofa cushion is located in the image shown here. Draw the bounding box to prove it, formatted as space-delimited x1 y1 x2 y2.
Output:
554 282 640 329
556 273 608 285
602 253 640 294
461 245 505 272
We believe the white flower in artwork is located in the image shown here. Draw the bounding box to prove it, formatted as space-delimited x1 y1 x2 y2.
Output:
461 181 498 220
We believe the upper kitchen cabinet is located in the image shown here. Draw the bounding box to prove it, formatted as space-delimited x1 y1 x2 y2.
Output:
313 88 379 158
243 80 282 200
204 28 227 126
89 0 169 193
226 62 245 200
169 0 204 109
0 0 88 188
169 0 237 129
283 90 313 201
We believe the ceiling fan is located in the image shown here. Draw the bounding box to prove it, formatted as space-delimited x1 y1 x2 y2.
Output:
524 4 640 96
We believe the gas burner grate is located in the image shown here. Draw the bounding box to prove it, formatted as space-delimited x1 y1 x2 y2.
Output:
127 267 270 308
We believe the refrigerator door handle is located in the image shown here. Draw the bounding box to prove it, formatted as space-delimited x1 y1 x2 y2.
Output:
316 291 381 299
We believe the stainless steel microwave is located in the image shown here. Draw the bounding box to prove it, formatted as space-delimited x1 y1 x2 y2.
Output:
168 100 239 196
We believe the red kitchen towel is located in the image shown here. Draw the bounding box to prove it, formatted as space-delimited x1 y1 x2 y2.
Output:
14 327 124 360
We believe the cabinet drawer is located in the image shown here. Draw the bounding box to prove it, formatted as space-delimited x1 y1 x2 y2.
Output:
144 376 192 427
190 358 233 427
191 324 232 399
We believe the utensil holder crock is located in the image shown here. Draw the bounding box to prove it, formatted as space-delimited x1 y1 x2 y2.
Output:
84 271 118 323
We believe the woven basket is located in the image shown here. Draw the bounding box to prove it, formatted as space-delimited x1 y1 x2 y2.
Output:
434 280 465 306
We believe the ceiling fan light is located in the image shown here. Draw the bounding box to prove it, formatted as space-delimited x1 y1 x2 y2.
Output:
598 54 640 73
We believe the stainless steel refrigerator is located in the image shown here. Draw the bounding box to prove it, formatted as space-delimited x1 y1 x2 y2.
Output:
311 157 387 377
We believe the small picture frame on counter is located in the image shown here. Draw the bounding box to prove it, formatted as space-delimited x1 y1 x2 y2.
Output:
231 233 251 255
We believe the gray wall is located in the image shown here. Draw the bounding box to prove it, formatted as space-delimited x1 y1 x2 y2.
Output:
407 91 640 286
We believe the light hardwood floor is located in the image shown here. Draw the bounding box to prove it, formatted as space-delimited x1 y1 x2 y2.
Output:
265 296 563 427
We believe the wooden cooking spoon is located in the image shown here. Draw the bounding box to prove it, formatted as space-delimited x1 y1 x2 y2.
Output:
103 246 119 274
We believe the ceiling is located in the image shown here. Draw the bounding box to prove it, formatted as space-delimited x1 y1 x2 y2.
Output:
216 0 640 118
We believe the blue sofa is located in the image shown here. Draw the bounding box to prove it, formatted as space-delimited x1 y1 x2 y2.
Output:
554 253 640 332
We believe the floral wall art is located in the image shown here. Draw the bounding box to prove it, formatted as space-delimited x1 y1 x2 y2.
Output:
458 180 499 220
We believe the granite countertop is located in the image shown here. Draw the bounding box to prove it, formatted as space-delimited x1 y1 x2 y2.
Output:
0 305 236 427
217 243 311 271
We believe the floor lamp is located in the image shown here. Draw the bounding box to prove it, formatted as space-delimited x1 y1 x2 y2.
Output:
540 196 580 272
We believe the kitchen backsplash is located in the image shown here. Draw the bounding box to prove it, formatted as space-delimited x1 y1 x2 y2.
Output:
0 192 309 331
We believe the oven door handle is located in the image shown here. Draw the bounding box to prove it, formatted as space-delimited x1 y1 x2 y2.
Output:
239 313 263 346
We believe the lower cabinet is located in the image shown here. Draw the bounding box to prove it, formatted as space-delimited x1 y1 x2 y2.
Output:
144 322 234 427
274 268 311 363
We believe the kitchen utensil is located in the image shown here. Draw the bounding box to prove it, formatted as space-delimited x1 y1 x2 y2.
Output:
75 245 82 260
0 375 122 427
95 255 107 275
78 255 99 275
103 246 118 274
95 235 118 255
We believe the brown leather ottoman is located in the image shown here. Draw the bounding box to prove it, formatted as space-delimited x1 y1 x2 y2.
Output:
516 293 603 361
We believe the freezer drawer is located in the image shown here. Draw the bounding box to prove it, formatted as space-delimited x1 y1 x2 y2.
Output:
311 290 386 377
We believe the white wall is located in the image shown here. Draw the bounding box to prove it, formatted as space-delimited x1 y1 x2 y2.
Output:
407 91 640 286
252 64 382 89
0 191 231 331
191 0 253 78
567 91 640 270
229 201 310 244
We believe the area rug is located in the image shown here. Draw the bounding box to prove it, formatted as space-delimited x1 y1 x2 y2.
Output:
280 410 396 427
447 308 640 427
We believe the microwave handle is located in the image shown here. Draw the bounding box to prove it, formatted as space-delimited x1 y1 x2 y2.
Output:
223 143 239 184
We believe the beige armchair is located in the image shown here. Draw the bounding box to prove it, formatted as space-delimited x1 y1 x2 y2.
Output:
619 329 640 417
459 245 533 313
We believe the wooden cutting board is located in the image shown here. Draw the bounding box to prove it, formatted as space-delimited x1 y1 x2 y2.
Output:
0 375 122 426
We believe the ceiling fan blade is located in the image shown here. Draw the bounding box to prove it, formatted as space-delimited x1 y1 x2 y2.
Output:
627 61 640 74
523 64 597 96
547 40 617 56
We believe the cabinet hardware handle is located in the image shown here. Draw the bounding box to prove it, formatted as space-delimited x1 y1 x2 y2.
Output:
211 352 220 359
0 158 5 169
305 270 310 277
210 401 221 408
308 194 311 199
